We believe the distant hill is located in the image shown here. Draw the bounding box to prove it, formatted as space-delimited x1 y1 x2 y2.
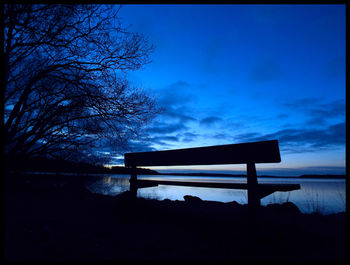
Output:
109 166 158 175
153 172 346 179
298 174 346 179
5 156 158 175
159 172 246 177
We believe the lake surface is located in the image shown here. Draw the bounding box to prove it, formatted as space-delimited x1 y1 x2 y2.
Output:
86 174 346 215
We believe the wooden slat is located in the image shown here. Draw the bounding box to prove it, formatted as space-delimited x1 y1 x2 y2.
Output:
124 140 281 167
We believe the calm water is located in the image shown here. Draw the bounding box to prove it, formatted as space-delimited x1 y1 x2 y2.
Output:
86 174 346 215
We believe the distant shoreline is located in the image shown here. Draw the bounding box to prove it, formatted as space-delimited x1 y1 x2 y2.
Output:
16 171 346 179
156 172 346 179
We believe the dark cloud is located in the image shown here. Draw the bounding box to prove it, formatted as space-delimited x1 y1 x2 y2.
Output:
276 114 289 119
154 80 197 124
327 123 346 142
150 135 180 144
137 80 198 148
161 107 197 123
156 81 195 107
233 132 261 142
307 100 345 125
121 140 156 153
283 97 317 109
212 133 230 140
284 98 345 117
180 132 199 142
200 116 222 126
234 122 345 153
147 122 188 134
109 137 165 165
283 98 345 126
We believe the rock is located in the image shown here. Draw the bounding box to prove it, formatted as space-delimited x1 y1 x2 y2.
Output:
265 202 301 214
281 202 301 214
115 190 136 201
227 201 241 207
184 195 202 203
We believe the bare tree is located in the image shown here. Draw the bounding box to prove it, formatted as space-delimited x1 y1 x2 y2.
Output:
4 4 158 164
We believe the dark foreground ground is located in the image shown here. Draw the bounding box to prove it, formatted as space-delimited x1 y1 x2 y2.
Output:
3 174 347 262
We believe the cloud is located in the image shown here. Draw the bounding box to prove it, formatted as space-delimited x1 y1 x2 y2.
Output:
284 98 345 117
200 116 222 126
156 81 195 107
146 122 188 134
149 135 180 144
234 122 345 153
112 139 157 155
212 133 231 140
179 132 199 142
308 100 345 124
153 80 197 124
138 80 199 148
276 114 289 119
161 107 197 123
233 132 262 142
283 98 345 126
283 97 317 109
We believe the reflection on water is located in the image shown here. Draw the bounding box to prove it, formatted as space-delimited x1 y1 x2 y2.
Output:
86 174 346 215
87 175 130 195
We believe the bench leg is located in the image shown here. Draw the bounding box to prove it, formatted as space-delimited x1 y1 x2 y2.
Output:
129 166 138 197
247 162 260 208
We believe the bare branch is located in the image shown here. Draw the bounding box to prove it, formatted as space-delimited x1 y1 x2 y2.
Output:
4 4 159 164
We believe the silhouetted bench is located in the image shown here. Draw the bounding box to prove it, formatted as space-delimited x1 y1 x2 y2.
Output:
124 140 300 208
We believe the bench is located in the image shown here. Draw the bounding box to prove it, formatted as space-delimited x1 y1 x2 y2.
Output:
124 140 300 208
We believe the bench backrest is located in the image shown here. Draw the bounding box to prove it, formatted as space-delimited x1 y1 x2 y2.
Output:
124 140 281 167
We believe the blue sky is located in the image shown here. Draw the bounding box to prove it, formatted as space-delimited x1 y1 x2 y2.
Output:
112 4 345 176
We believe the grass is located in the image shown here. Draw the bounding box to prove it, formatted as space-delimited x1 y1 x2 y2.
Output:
302 187 325 214
266 191 291 204
335 183 346 206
